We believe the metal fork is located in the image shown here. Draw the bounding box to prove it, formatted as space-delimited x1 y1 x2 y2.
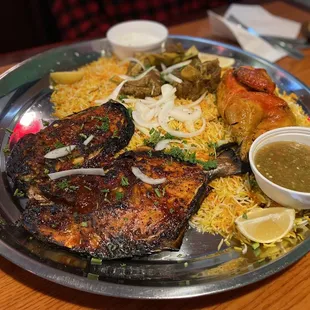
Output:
227 15 304 60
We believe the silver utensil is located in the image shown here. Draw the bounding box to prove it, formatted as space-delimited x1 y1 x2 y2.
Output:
261 36 310 48
227 15 304 60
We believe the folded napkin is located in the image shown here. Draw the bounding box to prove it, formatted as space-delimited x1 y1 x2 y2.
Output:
208 4 301 62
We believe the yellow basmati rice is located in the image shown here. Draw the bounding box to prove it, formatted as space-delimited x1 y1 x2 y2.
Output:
50 56 310 243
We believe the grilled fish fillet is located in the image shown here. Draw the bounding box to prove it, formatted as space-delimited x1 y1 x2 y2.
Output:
22 151 208 259
21 145 248 259
7 100 134 192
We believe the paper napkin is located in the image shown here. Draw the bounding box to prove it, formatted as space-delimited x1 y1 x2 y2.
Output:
208 4 302 62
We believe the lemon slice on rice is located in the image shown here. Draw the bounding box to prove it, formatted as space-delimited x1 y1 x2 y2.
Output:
235 207 295 243
50 71 84 84
198 52 235 68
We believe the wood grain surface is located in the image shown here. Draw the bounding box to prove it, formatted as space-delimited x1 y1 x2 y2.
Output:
0 1 309 309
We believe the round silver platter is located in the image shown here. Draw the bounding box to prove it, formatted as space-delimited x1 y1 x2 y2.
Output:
0 36 309 299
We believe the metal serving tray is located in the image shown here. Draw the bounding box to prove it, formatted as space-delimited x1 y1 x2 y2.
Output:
0 36 309 299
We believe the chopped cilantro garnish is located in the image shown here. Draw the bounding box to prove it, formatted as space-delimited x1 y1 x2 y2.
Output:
87 273 99 280
90 257 102 265
44 168 49 174
54 141 65 149
112 130 119 138
242 213 248 220
101 189 110 193
164 132 175 140
124 217 128 221
5 128 13 134
121 176 129 186
84 186 92 191
96 116 110 132
115 191 124 201
127 108 133 118
154 188 161 198
166 147 217 170
187 151 196 164
3 145 10 155
118 94 127 102
143 128 178 147
252 242 260 250
148 149 153 157
69 185 79 191
144 128 161 146
207 142 217 149
80 221 88 227
57 179 78 191
170 208 175 214
57 179 69 189
166 146 185 161
249 178 258 188
42 119 50 127
253 247 261 257
196 159 217 170
13 188 24 198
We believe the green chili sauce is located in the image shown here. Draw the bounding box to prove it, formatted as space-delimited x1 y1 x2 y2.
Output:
255 141 310 192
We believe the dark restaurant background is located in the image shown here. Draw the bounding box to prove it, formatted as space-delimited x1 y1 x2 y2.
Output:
0 0 309 55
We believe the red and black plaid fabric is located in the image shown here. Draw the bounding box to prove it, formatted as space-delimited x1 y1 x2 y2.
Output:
50 0 229 40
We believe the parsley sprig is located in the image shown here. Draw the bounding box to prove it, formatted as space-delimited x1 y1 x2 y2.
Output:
144 128 177 147
165 147 217 170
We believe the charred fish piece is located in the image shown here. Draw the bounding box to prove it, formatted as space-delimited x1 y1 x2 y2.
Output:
6 100 134 193
22 150 207 259
22 146 247 260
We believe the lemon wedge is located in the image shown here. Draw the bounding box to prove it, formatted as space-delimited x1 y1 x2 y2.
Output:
235 207 295 243
50 71 84 84
198 52 235 69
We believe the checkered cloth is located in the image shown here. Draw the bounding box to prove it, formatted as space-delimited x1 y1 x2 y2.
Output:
50 0 228 40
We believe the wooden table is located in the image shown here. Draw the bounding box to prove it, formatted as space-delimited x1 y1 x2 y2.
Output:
0 1 309 309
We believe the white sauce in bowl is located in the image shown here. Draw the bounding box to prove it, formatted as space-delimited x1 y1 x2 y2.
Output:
117 32 160 47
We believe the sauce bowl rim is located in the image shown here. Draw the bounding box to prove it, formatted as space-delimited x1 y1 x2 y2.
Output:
249 126 310 197
107 20 168 48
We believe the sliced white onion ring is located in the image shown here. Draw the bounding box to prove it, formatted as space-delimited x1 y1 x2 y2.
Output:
48 168 105 180
135 124 150 136
160 63 166 71
184 120 195 132
154 139 183 151
166 73 182 84
131 167 166 185
160 115 206 138
161 60 192 75
119 66 156 82
120 57 145 70
123 98 137 104
96 66 156 104
169 106 201 122
182 91 207 109
132 111 159 129
44 145 76 159
83 135 94 146
95 79 129 104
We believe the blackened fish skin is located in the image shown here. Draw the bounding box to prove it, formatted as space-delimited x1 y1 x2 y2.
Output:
22 151 208 259
6 100 134 192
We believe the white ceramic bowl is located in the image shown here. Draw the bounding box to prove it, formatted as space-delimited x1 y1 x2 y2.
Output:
107 20 168 60
249 126 310 210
